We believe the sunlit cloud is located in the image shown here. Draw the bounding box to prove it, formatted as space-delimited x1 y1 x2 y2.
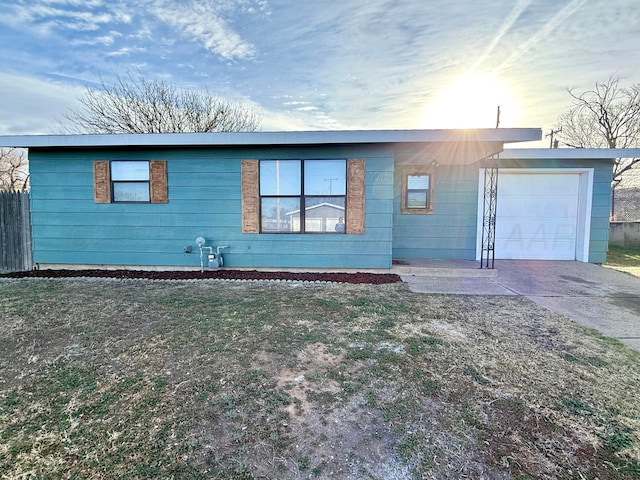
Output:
418 73 517 129
469 0 532 74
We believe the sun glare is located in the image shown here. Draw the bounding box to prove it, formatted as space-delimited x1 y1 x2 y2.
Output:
418 73 516 129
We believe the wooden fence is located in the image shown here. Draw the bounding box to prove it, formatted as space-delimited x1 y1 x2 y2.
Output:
0 191 32 272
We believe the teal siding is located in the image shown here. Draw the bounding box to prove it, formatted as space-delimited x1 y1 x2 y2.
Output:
29 146 395 269
392 165 479 260
29 145 613 268
589 161 613 263
393 157 613 262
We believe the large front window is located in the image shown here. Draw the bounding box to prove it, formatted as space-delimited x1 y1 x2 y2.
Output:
260 159 347 233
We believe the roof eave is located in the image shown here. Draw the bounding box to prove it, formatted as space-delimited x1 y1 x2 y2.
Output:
502 148 640 159
0 128 542 149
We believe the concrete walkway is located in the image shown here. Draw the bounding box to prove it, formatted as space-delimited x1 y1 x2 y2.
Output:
396 260 640 351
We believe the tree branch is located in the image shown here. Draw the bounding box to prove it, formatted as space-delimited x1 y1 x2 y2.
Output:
59 72 261 134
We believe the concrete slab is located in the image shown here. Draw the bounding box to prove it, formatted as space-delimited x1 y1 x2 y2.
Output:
401 275 514 295
494 260 639 297
393 259 497 278
529 296 640 351
403 260 640 351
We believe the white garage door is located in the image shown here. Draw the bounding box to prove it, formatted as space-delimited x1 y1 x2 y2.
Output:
495 172 581 260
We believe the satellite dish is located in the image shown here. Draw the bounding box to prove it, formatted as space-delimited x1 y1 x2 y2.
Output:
195 237 206 248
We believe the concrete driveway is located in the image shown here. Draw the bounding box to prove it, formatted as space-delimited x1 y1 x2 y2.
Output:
399 260 640 351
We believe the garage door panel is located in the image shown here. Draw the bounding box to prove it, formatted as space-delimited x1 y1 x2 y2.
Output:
495 172 581 261
498 173 579 196
496 220 577 239
496 238 576 260
497 197 579 218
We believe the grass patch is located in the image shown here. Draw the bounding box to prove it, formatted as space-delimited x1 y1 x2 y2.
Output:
0 279 639 479
605 245 640 277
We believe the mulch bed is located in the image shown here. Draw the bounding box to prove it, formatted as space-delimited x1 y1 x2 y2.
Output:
1 269 402 285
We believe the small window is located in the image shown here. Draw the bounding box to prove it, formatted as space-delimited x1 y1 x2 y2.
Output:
111 161 150 202
94 160 167 204
401 168 433 214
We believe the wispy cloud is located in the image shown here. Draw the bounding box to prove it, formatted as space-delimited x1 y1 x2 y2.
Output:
0 73 84 135
283 101 318 112
38 0 108 7
497 0 588 72
469 0 533 74
0 0 638 136
105 46 148 57
277 1 477 128
70 31 121 46
149 0 265 60
2 0 131 34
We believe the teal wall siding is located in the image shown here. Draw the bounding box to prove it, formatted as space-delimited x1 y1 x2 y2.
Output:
392 157 613 262
29 145 613 268
29 145 395 269
586 161 612 263
392 164 480 260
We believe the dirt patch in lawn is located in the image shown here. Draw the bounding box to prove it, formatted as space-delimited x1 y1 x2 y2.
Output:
1 279 639 479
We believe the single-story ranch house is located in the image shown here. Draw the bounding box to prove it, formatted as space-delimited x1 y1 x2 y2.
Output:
0 129 620 270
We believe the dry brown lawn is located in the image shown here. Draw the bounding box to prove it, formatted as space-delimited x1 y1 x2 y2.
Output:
1 278 639 479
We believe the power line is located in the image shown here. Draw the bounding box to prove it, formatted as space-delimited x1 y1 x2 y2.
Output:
545 127 562 148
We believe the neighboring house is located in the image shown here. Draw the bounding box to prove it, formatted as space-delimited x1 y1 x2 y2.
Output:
0 129 623 270
285 202 346 233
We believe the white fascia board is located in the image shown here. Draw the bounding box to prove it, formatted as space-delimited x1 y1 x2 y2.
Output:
0 128 541 149
502 148 640 159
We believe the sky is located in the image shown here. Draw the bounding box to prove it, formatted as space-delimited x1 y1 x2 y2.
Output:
0 0 639 148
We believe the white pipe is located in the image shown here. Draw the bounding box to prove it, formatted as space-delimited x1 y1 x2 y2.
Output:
198 245 213 272
195 237 228 272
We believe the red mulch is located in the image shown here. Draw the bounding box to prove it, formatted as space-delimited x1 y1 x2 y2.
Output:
1 269 402 285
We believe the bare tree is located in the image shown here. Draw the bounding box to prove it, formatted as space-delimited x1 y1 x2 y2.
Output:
555 76 640 218
60 73 261 134
0 148 29 192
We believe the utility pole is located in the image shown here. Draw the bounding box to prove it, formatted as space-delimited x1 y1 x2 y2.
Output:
324 177 338 195
495 106 501 128
545 127 562 148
